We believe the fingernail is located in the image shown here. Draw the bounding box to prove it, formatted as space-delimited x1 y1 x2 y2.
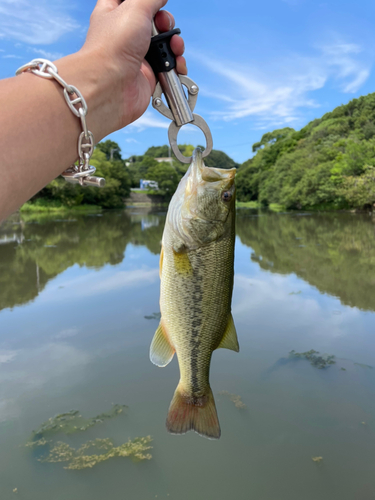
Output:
167 14 173 29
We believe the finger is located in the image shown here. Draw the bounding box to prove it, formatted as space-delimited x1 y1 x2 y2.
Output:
155 10 174 32
170 35 184 57
176 55 188 75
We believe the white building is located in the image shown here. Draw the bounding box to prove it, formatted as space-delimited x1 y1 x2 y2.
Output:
140 179 159 190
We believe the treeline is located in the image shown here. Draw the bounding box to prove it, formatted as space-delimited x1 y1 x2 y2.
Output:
29 92 375 211
29 141 237 209
237 93 375 210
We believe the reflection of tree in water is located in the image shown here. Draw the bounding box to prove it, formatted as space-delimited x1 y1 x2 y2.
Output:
0 211 165 312
236 211 375 312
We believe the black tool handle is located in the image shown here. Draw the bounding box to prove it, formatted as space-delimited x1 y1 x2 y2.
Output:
145 28 181 75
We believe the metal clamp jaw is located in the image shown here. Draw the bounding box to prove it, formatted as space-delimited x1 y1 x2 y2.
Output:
146 21 213 164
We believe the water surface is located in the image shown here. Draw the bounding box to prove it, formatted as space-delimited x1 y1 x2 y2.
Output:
1 209 375 499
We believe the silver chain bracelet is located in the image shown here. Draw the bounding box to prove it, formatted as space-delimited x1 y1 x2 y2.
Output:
16 58 105 188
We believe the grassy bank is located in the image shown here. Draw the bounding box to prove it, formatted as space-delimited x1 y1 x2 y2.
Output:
20 200 102 213
236 201 287 212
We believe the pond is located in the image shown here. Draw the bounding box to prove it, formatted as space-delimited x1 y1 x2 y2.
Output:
1 208 375 500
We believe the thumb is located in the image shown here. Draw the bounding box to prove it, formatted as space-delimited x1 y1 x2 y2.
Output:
92 0 120 16
123 0 168 19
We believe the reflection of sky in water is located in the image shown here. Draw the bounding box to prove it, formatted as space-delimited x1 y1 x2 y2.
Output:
0 211 375 500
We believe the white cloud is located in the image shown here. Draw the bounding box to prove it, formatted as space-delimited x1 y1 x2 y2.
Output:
29 47 64 61
194 38 371 127
0 350 18 364
319 42 370 93
0 343 91 422
53 327 80 340
125 138 140 144
41 268 159 302
129 110 169 131
0 0 80 44
233 273 361 339
2 54 21 58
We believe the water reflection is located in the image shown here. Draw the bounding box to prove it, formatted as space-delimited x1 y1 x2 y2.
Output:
237 211 375 311
1 210 375 499
0 210 165 312
2 210 375 313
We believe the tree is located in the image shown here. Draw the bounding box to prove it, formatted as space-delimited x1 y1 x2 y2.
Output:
236 92 375 209
146 162 179 198
340 166 375 209
97 140 123 161
201 149 239 170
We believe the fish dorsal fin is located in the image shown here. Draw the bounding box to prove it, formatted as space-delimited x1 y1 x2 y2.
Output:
217 314 239 352
150 322 175 367
159 246 164 278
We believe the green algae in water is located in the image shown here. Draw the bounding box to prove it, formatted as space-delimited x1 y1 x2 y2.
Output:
25 437 50 448
26 404 152 470
29 404 128 441
289 349 336 369
40 437 153 469
219 391 246 409
354 363 373 369
144 312 161 321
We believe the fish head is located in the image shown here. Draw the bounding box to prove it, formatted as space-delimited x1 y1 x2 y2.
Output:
167 148 236 251
183 148 236 224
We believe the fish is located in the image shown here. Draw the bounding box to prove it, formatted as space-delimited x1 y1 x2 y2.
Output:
149 148 238 439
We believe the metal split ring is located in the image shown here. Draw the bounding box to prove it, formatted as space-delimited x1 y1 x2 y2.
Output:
168 114 213 164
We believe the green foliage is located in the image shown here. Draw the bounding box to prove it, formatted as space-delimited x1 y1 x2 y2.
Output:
252 127 295 152
238 93 375 209
31 145 131 209
202 148 239 169
144 145 170 158
146 162 179 198
127 144 237 192
339 166 375 208
96 140 123 161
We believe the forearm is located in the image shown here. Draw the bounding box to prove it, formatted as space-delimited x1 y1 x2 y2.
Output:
0 0 186 222
0 50 119 221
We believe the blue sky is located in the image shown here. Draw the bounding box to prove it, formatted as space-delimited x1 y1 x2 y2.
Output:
1 0 375 163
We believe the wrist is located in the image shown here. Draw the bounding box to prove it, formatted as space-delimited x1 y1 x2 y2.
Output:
56 49 125 143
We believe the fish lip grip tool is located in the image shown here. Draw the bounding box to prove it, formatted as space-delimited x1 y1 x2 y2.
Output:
145 19 213 164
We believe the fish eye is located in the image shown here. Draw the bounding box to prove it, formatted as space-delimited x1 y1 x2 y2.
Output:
222 191 232 202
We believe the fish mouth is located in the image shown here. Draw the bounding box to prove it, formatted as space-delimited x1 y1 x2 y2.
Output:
189 148 236 189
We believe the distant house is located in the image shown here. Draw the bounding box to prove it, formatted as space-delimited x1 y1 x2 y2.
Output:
140 179 159 190
155 157 173 164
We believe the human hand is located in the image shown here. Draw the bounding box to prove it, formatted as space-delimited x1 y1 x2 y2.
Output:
81 0 187 136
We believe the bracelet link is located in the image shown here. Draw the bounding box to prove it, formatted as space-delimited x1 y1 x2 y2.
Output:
16 58 105 189
63 86 88 118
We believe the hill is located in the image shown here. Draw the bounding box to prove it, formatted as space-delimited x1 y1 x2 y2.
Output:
237 93 375 210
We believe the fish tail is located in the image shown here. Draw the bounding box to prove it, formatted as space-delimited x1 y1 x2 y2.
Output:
166 384 221 440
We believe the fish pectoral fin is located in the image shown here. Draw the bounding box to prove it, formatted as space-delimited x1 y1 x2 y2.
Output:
217 314 239 352
150 322 175 367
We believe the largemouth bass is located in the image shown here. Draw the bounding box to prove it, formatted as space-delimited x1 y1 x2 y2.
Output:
150 148 238 439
